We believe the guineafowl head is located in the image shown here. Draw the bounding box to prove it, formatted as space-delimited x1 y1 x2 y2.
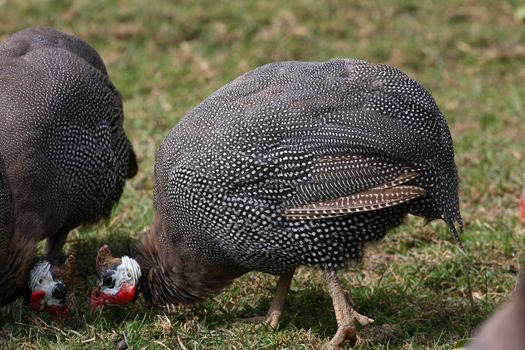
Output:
26 255 76 318
89 245 141 311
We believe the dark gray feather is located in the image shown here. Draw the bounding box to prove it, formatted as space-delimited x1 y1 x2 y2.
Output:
152 59 461 277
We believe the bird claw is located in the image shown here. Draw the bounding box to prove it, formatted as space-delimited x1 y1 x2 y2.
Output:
328 324 357 349
324 311 374 349
236 310 282 329
322 270 374 348
163 304 178 314
236 272 293 330
263 310 281 329
353 310 374 327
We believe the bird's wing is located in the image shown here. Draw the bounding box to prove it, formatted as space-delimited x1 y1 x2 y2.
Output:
164 59 442 224
210 105 432 222
273 107 431 208
279 139 428 220
283 173 425 220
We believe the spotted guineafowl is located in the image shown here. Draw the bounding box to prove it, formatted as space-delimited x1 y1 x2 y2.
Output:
0 27 137 315
90 59 461 347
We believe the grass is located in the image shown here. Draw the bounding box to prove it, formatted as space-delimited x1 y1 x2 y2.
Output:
0 0 524 349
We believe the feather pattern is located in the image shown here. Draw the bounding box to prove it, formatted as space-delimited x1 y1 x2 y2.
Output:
137 59 462 305
0 154 10 254
0 27 136 253
284 185 425 219
284 171 425 219
0 27 136 306
0 152 36 306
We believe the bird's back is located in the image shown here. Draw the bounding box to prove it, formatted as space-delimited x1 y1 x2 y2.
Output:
155 59 461 273
0 27 136 240
0 27 108 75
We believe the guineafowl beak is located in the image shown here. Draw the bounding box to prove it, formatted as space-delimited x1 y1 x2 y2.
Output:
89 287 107 312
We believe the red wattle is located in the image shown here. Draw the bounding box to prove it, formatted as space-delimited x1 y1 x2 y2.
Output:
29 291 69 318
112 283 136 304
89 283 137 312
89 287 108 312
29 290 46 311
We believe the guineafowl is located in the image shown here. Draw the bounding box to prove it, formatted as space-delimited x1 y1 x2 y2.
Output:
0 27 136 315
90 59 461 347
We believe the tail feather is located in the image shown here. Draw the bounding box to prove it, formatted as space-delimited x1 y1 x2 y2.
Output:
445 217 464 244
126 146 138 179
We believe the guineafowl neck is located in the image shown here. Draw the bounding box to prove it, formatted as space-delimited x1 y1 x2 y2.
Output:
136 212 243 305
0 233 35 306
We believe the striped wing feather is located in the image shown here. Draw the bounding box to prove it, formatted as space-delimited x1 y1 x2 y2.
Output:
284 172 425 220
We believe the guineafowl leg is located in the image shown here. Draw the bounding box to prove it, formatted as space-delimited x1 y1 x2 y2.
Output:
241 270 294 328
45 227 70 260
323 270 374 348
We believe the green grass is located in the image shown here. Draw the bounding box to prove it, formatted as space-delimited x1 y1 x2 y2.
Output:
1 0 524 349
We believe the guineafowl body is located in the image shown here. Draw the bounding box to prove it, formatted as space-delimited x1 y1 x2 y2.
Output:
93 59 461 347
0 152 24 306
0 153 11 259
152 59 461 276
0 27 137 257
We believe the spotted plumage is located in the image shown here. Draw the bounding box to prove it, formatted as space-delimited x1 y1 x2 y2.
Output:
0 27 136 255
0 151 34 307
0 27 136 309
93 59 461 347
151 59 461 275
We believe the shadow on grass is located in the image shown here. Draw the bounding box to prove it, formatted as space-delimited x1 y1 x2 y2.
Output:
224 277 490 347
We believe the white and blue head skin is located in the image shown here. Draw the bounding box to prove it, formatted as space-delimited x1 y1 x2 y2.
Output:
97 255 141 296
90 245 141 309
28 259 65 308
27 255 76 315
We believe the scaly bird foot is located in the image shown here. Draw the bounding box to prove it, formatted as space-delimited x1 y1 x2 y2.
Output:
327 311 374 348
323 270 374 348
236 271 294 330
238 309 282 329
